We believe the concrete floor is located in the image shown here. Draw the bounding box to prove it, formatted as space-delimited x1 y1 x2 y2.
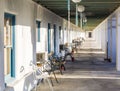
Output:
32 53 120 91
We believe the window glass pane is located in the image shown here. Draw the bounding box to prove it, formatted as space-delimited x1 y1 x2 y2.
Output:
36 21 40 42
88 32 92 38
4 18 12 76
36 22 38 42
59 26 61 39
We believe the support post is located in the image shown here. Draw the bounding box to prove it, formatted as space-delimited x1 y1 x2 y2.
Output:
67 0 70 43
116 12 120 71
76 3 78 26
80 12 82 29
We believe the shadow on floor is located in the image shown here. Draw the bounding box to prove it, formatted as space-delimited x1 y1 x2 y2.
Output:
33 53 120 91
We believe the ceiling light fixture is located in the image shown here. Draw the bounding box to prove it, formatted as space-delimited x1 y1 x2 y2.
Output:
78 5 85 13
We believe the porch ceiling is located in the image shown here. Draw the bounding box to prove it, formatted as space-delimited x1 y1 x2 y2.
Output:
33 0 120 30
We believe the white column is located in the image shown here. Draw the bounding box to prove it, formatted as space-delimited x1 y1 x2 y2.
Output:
75 3 78 26
67 0 70 43
116 12 120 71
111 17 117 63
80 12 82 29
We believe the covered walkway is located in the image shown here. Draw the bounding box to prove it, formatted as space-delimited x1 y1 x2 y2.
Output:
0 0 120 91
32 52 120 91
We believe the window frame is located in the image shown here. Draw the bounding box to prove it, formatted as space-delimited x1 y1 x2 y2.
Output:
4 13 16 78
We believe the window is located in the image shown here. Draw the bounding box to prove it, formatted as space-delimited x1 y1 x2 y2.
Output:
4 13 15 77
36 53 45 63
59 26 61 39
88 32 92 38
4 18 12 76
36 21 41 42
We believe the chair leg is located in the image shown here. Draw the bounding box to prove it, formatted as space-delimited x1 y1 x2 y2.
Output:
59 63 63 75
49 77 54 86
59 67 63 75
46 78 54 91
34 87 36 91
61 64 66 71
60 64 66 75
52 71 59 83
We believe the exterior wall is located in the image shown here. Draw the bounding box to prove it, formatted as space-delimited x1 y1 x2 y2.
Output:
4 0 36 79
0 0 82 91
111 17 117 63
101 21 107 52
93 20 108 52
2 0 37 91
86 7 120 66
0 0 5 91
36 4 82 55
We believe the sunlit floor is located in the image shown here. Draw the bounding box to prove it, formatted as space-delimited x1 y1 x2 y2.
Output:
32 52 120 91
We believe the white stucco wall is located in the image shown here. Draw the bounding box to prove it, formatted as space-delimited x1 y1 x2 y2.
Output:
35 3 82 55
80 16 108 51
93 20 107 51
3 0 36 80
101 21 107 52
0 0 5 91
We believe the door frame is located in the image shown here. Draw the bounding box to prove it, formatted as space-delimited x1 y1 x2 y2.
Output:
48 23 51 53
4 13 16 77
54 24 56 55
36 21 41 42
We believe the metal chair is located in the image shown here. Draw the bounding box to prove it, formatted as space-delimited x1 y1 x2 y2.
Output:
48 52 66 75
42 59 59 86
31 62 54 91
